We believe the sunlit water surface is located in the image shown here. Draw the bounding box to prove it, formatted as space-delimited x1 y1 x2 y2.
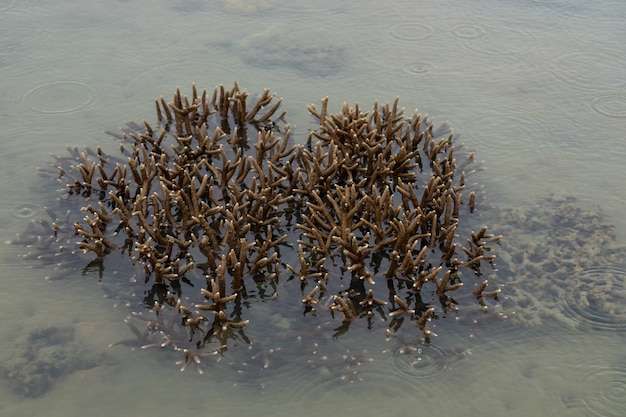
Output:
1 0 625 416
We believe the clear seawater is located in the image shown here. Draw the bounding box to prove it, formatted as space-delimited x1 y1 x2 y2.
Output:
1 0 625 416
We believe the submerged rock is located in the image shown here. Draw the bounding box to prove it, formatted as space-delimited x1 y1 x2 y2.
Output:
1 326 113 397
218 24 345 77
490 194 626 330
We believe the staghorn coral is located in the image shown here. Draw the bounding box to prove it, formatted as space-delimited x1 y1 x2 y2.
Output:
8 83 501 375
292 96 501 337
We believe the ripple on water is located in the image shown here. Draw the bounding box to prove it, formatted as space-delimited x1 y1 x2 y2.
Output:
386 22 436 43
588 92 626 119
450 23 485 40
449 23 536 56
403 61 437 76
550 50 626 92
0 10 55 74
355 52 440 98
565 16 626 48
11 202 42 219
386 341 455 381
562 266 626 331
573 362 626 417
17 80 102 116
469 111 556 157
227 327 381 395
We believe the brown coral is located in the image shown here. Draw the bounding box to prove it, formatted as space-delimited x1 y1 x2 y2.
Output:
9 83 500 374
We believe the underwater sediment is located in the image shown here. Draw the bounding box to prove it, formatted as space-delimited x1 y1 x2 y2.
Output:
0 325 113 397
490 195 626 330
8 82 502 376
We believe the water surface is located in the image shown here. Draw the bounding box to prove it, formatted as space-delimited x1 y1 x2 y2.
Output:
1 1 625 416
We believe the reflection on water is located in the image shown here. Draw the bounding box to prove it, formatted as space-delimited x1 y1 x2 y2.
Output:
1 0 626 416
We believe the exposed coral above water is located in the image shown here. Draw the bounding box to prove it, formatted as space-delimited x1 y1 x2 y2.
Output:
8 83 501 376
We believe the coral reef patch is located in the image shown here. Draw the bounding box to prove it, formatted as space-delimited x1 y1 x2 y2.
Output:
1 326 113 397
8 82 501 376
491 194 626 330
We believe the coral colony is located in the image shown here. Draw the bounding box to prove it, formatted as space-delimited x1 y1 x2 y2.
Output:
11 83 501 374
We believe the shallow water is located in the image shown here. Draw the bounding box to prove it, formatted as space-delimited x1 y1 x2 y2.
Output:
1 0 625 416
